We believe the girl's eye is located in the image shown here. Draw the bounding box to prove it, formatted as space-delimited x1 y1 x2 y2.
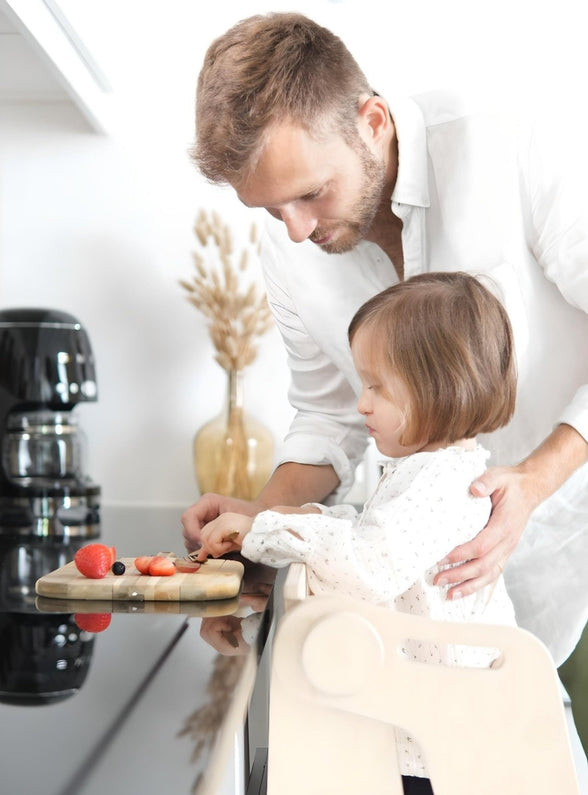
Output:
368 384 380 392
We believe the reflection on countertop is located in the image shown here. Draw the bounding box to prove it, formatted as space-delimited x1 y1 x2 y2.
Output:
0 505 277 795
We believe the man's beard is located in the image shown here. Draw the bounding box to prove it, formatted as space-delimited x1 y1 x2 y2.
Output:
310 144 386 255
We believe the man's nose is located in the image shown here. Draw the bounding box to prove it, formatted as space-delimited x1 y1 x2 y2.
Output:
279 205 317 243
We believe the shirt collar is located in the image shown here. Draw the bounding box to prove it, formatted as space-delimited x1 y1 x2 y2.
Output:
383 94 430 208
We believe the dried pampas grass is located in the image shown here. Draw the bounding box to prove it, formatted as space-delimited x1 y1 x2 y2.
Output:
179 208 273 371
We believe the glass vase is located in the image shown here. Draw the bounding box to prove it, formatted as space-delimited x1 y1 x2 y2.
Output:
193 369 274 500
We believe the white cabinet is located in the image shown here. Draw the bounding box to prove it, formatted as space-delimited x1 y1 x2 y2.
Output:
0 0 112 132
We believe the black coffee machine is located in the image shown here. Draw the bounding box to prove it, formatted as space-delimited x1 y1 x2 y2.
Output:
0 308 100 538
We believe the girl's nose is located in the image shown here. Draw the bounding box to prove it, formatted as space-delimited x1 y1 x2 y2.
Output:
280 205 317 243
357 391 371 415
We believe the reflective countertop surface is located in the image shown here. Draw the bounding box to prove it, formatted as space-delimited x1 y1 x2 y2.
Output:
0 505 277 795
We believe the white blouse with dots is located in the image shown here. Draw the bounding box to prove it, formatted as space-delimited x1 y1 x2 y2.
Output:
241 444 517 777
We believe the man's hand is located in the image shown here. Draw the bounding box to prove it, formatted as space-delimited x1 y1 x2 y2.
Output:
434 465 536 599
435 424 588 599
181 493 257 551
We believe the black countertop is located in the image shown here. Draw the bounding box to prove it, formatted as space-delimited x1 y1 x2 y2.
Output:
0 505 277 795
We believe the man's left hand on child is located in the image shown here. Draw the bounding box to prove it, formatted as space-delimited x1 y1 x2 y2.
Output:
435 423 588 599
434 463 531 599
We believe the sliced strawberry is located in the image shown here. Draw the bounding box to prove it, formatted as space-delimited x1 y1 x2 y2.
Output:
148 556 175 576
74 544 114 579
134 555 153 574
74 613 112 633
174 557 202 573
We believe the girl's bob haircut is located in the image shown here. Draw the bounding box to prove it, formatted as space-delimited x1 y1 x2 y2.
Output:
348 271 517 447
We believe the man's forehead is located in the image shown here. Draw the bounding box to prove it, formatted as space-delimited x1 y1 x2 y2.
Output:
234 123 346 208
235 176 321 210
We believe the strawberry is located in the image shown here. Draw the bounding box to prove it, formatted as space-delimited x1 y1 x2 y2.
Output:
134 555 153 574
174 557 202 573
74 544 117 579
74 613 112 633
148 555 175 576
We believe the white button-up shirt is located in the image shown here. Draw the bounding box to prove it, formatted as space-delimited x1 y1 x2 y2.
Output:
259 90 588 665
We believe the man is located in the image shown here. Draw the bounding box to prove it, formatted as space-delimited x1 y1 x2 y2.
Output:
184 12 588 672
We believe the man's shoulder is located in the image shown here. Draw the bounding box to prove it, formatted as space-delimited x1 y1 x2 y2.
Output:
409 89 512 130
410 89 477 125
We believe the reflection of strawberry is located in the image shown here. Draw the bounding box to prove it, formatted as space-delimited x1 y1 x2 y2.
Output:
148 556 175 576
74 544 116 579
74 613 112 633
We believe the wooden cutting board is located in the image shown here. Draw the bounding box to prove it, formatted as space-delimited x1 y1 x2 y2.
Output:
35 557 244 602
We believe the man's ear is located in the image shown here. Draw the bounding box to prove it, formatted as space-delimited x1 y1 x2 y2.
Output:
357 94 391 146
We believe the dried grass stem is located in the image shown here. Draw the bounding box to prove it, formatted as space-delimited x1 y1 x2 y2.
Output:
180 208 272 371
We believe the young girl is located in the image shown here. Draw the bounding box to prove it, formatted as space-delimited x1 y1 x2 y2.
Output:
195 271 519 794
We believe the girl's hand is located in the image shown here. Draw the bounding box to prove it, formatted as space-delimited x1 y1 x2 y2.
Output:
181 493 258 551
199 615 250 655
196 512 253 562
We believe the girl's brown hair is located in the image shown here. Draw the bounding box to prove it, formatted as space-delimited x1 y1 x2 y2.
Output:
192 13 372 184
348 272 517 446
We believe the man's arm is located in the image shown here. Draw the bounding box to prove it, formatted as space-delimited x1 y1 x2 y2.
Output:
255 462 340 509
181 461 339 550
435 423 588 598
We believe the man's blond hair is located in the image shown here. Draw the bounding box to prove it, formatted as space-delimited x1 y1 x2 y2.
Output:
192 13 372 184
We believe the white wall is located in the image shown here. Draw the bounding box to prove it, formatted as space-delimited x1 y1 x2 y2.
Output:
0 0 584 508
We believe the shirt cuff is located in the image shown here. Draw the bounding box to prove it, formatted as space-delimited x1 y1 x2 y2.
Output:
557 384 588 444
274 433 359 503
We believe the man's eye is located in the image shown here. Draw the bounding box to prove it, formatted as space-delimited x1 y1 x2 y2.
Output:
302 187 324 201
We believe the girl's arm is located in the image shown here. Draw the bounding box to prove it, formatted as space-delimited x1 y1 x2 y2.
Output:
242 464 486 603
195 504 323 560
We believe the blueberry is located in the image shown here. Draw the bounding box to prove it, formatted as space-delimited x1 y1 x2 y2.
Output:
111 561 126 575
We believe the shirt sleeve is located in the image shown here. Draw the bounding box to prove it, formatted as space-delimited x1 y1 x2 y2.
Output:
260 228 368 500
241 457 491 603
520 108 588 441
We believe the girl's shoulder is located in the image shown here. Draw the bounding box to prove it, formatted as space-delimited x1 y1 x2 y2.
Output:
382 444 490 478
370 445 492 522
378 445 490 500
